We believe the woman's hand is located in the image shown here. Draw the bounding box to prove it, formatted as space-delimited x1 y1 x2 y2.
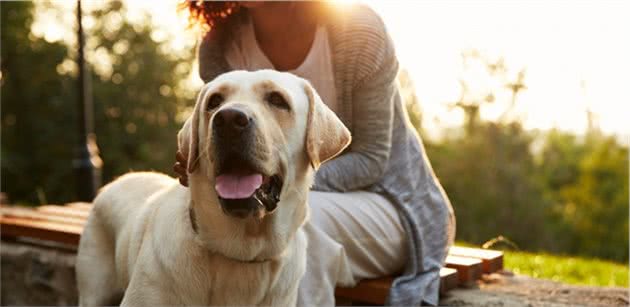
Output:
173 151 189 187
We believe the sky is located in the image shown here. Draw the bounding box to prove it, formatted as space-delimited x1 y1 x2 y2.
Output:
32 0 630 141
368 1 630 140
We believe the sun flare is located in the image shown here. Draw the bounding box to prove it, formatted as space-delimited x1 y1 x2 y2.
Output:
30 0 630 142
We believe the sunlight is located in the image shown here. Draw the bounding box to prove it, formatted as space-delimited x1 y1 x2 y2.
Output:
29 0 630 140
368 0 630 138
6 3 627 293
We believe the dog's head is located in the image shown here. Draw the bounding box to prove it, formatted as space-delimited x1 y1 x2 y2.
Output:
178 70 350 221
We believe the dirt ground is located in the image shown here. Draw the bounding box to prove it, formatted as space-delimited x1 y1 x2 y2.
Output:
439 271 629 307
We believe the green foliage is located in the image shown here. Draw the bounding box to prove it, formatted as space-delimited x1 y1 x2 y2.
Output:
2 1 77 204
1 1 194 204
88 2 193 182
539 130 629 261
505 250 629 287
427 121 554 251
404 50 629 263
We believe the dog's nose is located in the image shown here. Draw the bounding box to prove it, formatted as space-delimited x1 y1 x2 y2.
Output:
213 108 251 131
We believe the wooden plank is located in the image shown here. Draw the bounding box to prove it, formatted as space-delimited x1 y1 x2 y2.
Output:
66 202 93 211
439 267 459 294
36 205 90 220
0 216 82 245
445 255 483 285
1 207 86 226
448 246 503 273
335 277 392 305
335 268 459 305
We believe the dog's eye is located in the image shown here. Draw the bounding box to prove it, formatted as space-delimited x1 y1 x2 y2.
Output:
265 92 290 111
207 93 224 111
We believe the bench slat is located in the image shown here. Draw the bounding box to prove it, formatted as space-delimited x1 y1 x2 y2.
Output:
36 205 90 219
439 267 459 294
448 246 503 273
1 207 86 226
335 267 458 305
444 255 483 285
0 216 82 245
335 277 391 305
66 202 93 211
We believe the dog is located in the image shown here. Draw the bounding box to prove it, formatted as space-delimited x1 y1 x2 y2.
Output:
76 70 351 306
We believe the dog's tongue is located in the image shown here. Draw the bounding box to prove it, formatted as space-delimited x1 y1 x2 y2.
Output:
215 174 263 199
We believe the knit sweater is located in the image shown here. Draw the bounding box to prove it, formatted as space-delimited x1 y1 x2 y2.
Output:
197 4 455 306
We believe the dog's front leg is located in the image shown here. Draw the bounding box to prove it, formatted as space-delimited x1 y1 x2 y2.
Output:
77 213 122 306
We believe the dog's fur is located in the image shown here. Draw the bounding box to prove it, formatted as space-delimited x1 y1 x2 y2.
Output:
76 70 351 306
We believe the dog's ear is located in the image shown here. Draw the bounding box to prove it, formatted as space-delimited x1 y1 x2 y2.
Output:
303 81 351 170
178 86 207 173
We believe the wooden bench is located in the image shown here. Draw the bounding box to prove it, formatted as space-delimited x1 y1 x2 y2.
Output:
1 203 503 305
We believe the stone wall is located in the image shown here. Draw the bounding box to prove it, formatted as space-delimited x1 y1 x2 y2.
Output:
1 240 78 306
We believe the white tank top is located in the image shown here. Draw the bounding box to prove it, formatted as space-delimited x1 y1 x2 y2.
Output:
224 18 338 113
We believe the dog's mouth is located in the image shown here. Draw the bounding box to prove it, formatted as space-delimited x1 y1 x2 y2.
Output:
214 158 283 219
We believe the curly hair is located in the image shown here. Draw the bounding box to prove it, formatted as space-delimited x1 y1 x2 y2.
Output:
180 1 242 32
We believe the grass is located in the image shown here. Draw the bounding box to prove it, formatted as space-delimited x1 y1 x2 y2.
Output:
455 241 628 287
504 250 629 287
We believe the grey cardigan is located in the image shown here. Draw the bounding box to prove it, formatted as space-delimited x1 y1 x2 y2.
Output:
197 4 455 306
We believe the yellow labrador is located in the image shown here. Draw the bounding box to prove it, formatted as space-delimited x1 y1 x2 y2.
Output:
76 70 351 306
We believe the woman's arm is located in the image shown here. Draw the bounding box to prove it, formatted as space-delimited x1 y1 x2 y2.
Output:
312 13 399 192
198 30 231 83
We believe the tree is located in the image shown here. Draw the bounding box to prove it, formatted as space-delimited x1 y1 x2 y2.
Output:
87 2 194 182
1 1 77 204
1 1 195 204
539 129 629 261
423 50 555 251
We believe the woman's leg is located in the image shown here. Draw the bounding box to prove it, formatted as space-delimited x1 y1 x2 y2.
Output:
297 190 407 306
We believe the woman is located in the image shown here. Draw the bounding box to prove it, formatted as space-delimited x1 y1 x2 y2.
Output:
176 2 455 306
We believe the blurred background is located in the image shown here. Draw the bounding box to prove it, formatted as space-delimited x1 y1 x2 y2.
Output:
1 0 628 287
